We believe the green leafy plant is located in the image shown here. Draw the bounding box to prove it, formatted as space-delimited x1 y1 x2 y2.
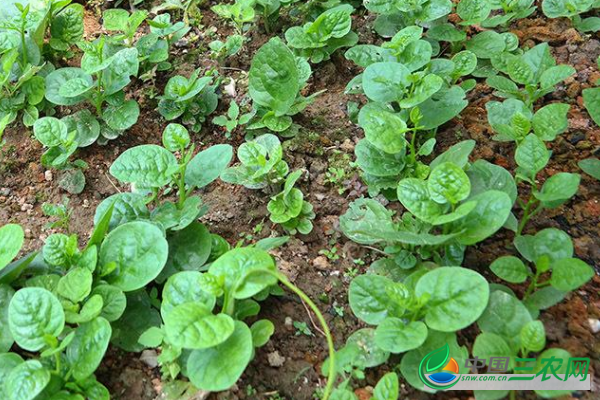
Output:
329 267 486 391
490 228 594 314
0 0 84 127
542 0 600 32
221 133 289 189
209 34 245 62
578 158 600 180
344 26 470 195
473 289 581 400
45 39 140 143
212 0 257 34
32 116 89 193
458 0 537 28
212 100 254 137
42 196 72 232
487 99 570 144
267 170 315 235
158 69 219 132
583 56 600 126
285 5 358 63
364 0 453 37
486 43 576 108
341 143 516 267
247 37 320 134
106 124 232 232
139 247 337 399
513 134 581 235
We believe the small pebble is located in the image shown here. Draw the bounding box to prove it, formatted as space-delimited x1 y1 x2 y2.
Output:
44 170 53 182
267 351 286 367
588 318 600 334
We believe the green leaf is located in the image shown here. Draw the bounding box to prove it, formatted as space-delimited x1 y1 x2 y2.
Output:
348 274 398 325
185 144 233 188
103 9 129 30
363 62 410 103
551 258 594 291
104 100 140 131
110 291 160 352
374 319 427 353
250 319 275 347
427 162 471 205
45 68 93 106
339 198 396 245
62 110 100 147
578 158 600 180
465 31 506 59
540 65 575 90
208 248 277 300
162 123 190 152
138 326 164 348
473 332 513 369
100 221 169 291
478 290 532 350
453 191 512 245
57 268 93 303
372 372 399 400
90 284 126 322
490 256 529 284
5 360 50 400
397 178 444 222
249 38 298 115
457 0 491 24
187 321 253 391
160 222 212 281
0 284 15 352
358 105 407 154
416 267 489 332
66 317 112 381
109 144 178 188
0 224 24 270
165 303 235 349
161 271 217 320
468 160 518 203
93 193 148 231
520 320 546 352
534 173 580 204
346 328 390 368
515 228 573 264
524 286 565 311
583 87 600 127
430 140 475 170
33 117 69 147
8 288 65 351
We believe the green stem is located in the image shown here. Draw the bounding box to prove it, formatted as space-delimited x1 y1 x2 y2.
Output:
245 269 336 400
54 352 61 374
517 197 541 236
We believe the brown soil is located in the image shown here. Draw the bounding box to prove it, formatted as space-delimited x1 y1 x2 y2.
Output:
1 2 599 400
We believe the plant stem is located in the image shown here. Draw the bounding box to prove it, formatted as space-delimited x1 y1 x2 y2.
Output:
517 197 541 236
245 269 337 400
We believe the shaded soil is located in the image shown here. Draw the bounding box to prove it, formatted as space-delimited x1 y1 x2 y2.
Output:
1 2 599 400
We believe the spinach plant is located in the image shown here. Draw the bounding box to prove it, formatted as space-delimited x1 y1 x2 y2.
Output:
344 26 470 195
542 0 600 32
473 289 582 400
578 158 600 180
45 40 140 143
285 5 358 63
0 0 84 127
341 143 516 267
486 43 575 108
364 0 453 37
221 133 289 189
211 0 256 34
107 124 233 231
268 170 315 234
487 99 570 144
212 100 254 137
32 116 89 194
335 266 487 391
490 228 594 315
247 37 320 134
0 208 172 400
583 55 600 127
513 134 581 235
209 34 244 63
458 0 536 28
139 247 337 399
158 69 219 133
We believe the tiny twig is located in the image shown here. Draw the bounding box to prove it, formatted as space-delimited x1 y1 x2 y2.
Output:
105 173 122 194
301 298 326 337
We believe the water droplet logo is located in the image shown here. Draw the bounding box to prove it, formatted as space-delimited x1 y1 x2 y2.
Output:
418 344 460 390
